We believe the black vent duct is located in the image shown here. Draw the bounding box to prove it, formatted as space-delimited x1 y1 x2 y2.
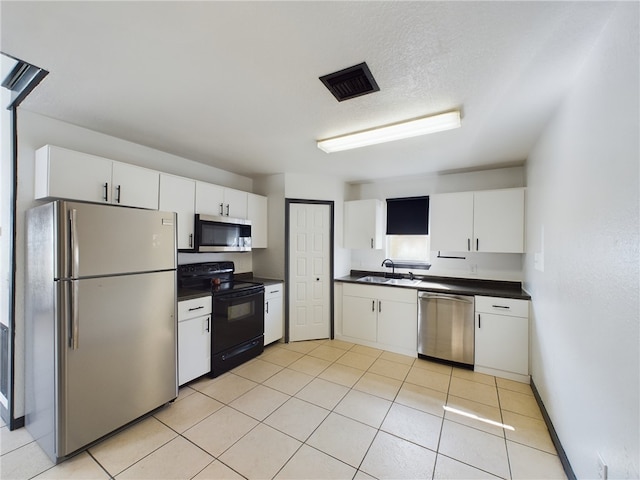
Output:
319 62 380 102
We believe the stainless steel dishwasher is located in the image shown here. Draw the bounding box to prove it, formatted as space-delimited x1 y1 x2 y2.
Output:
418 291 475 367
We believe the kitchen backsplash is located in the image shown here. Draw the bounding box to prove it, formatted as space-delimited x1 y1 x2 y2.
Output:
350 248 523 282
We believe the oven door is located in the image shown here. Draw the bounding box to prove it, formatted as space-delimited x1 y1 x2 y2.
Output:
212 288 264 354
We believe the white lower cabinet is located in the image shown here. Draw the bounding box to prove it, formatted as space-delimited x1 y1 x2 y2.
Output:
475 295 529 382
178 296 211 386
341 284 417 355
264 283 283 345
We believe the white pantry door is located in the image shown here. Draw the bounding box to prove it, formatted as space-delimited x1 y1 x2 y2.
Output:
288 203 331 342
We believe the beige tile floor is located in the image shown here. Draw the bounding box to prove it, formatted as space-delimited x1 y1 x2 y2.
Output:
0 339 567 479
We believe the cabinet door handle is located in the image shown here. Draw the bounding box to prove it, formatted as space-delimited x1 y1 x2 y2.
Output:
189 233 193 248
371 238 373 249
266 301 269 314
116 185 121 204
478 313 481 329
378 300 382 313
103 182 109 202
205 316 210 333
492 304 510 309
476 238 479 251
188 305 204 311
467 238 471 251
219 203 224 216
371 300 375 312
225 204 230 216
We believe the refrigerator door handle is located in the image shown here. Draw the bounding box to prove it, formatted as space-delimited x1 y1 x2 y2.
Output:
69 208 79 278
70 280 79 349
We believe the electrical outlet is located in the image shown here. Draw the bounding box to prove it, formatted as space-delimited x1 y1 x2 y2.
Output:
598 453 608 480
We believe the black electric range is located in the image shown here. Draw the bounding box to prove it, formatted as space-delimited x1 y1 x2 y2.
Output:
178 262 265 377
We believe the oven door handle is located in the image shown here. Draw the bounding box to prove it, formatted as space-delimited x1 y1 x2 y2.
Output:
217 287 264 300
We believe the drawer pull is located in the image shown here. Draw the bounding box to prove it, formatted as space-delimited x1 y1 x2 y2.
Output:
492 305 510 309
188 305 205 311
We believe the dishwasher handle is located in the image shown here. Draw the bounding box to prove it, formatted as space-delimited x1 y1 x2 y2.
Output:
418 291 474 304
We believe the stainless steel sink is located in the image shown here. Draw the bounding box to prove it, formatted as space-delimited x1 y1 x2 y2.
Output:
356 276 421 286
357 276 389 284
384 278 422 286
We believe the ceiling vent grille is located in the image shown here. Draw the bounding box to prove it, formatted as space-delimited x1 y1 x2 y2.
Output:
319 62 380 102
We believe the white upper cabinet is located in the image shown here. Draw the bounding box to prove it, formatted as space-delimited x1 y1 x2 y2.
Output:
247 193 268 248
35 145 159 209
195 181 248 219
473 189 525 253
111 162 159 210
159 174 195 250
429 192 474 252
344 199 384 249
223 188 248 219
430 188 524 253
195 181 225 216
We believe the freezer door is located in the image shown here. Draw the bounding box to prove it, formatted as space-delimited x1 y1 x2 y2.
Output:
58 271 177 457
58 201 176 278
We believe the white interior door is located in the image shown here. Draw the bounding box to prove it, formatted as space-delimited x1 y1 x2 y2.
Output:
288 202 331 342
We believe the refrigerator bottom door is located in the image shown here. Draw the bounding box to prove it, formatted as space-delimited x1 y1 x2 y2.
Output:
59 270 177 457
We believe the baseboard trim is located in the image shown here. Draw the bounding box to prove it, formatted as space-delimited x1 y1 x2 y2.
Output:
530 378 576 480
1 401 24 430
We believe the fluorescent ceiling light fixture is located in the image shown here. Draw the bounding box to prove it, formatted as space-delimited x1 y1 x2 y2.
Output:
317 110 461 153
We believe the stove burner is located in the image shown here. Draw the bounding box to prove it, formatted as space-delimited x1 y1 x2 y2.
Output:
178 261 263 295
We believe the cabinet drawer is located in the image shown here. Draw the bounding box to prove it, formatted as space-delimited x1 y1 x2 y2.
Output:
265 283 283 300
475 296 528 317
178 296 212 320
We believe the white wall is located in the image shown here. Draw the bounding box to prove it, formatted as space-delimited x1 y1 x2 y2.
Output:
349 166 526 281
252 174 286 279
11 111 256 418
524 4 639 479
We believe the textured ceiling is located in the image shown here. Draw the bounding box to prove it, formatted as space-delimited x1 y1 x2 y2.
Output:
1 1 615 183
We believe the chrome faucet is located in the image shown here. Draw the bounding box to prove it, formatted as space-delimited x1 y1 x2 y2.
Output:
381 258 395 277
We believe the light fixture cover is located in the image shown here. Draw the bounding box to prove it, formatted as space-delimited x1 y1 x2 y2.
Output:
317 110 461 153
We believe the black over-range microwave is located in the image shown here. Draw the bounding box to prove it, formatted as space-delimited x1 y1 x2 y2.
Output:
194 214 251 252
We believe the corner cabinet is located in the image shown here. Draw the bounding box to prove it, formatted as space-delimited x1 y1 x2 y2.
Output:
474 295 529 383
341 283 417 356
344 199 384 249
35 145 159 209
178 296 212 386
159 174 196 250
264 283 283 345
430 188 525 253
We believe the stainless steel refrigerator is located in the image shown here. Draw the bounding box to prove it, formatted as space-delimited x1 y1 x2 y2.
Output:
25 200 178 463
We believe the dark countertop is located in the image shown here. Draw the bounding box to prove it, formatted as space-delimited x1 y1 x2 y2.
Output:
336 271 531 300
177 275 284 300
177 288 212 301
235 273 284 287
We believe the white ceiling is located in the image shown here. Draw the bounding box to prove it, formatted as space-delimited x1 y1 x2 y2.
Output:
1 1 615 183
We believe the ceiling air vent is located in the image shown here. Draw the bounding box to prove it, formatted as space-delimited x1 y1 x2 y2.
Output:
319 62 380 102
